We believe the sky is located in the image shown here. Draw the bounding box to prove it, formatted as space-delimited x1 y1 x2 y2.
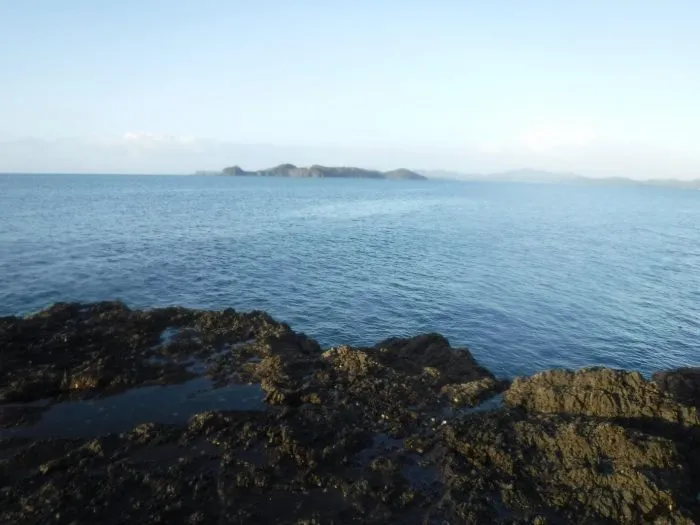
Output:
1 1 699 178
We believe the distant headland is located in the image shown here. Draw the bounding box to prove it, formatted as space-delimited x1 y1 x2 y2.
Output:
196 164 426 180
420 168 700 189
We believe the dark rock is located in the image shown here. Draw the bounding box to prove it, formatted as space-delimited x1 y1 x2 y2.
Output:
374 333 496 385
1 302 699 523
653 367 700 409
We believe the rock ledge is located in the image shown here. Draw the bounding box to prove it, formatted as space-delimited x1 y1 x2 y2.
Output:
1 302 698 524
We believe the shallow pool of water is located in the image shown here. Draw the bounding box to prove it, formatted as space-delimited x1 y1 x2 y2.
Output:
0 377 264 439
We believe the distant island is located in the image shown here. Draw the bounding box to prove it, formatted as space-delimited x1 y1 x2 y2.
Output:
193 165 700 189
198 164 426 180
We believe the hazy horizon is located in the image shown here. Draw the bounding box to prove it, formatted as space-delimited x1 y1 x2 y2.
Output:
2 1 699 179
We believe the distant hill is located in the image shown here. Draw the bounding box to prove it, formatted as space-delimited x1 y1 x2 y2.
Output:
419 169 700 189
419 168 581 183
212 164 426 180
580 177 700 190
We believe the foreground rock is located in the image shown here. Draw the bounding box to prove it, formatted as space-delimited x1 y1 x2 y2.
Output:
505 368 700 426
653 367 700 410
1 302 698 524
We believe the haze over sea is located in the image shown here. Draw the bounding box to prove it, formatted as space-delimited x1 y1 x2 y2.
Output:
1 174 698 378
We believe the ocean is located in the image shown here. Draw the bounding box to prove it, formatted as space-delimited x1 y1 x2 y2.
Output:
1 174 698 377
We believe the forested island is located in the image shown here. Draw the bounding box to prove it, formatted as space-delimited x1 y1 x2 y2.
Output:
198 164 426 180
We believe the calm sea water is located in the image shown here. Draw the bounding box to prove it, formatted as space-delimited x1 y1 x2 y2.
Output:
1 174 698 377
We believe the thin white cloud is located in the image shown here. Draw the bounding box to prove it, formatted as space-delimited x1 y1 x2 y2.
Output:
123 132 196 144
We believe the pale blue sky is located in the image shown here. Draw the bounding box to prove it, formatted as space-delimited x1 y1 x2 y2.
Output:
1 1 699 177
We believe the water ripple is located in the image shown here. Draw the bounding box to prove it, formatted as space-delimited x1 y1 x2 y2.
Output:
1 175 699 377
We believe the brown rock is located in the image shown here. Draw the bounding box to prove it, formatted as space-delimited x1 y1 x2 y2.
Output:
3 301 700 524
442 409 697 524
441 377 508 407
504 368 700 426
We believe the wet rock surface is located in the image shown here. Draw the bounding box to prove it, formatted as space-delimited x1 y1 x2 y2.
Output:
1 302 699 524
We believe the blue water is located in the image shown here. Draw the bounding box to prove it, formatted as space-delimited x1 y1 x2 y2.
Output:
1 174 699 377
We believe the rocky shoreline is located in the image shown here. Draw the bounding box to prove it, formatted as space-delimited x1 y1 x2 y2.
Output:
1 302 698 524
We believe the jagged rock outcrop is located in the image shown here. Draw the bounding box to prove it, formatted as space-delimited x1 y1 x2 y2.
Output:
441 410 695 523
504 367 700 426
653 367 700 409
1 302 699 524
